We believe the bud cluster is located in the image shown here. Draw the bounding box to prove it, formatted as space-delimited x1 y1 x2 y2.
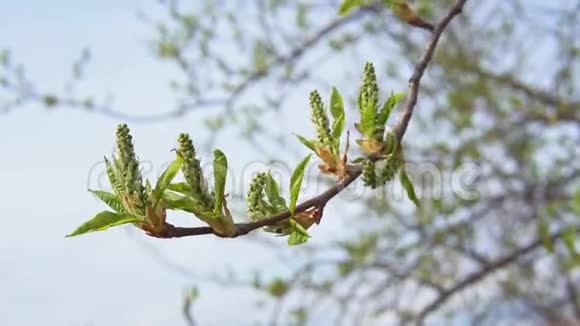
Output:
178 133 214 210
362 151 402 189
310 90 333 148
359 62 379 116
247 172 268 219
114 124 148 215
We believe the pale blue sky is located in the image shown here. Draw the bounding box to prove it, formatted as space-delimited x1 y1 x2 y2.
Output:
0 1 288 325
0 1 378 325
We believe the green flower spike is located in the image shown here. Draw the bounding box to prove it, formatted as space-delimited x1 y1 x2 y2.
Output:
69 123 186 237
359 62 379 115
115 123 148 216
377 156 401 185
247 172 291 234
356 62 384 153
362 159 377 188
173 134 236 236
247 172 268 220
310 90 333 148
356 62 405 156
178 133 214 210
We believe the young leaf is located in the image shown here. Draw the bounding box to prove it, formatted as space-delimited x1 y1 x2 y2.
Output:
356 138 383 155
338 0 363 15
104 157 123 195
360 103 376 138
167 182 192 194
162 191 214 219
264 172 288 212
315 144 338 168
293 133 317 152
66 211 140 237
330 87 345 142
400 168 420 207
145 179 153 194
152 155 183 207
289 154 312 216
376 91 405 127
288 219 310 246
213 149 228 214
383 129 399 154
88 189 125 213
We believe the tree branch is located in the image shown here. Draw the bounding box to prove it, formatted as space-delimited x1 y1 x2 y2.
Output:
0 8 367 123
394 0 468 143
197 10 368 118
416 226 579 323
162 165 362 238
152 0 468 239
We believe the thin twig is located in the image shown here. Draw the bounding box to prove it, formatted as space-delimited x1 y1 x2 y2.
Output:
394 0 468 143
152 0 468 239
0 9 366 123
183 297 196 326
416 226 579 323
162 165 362 238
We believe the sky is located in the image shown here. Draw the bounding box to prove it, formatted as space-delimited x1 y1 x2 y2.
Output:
0 1 387 325
0 1 291 325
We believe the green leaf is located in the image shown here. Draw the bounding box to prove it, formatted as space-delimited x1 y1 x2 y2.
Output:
162 191 214 219
162 191 193 210
330 86 345 123
167 182 192 194
289 155 312 216
538 220 554 253
400 168 420 207
330 87 345 146
104 157 123 195
288 232 309 246
152 155 183 207
376 91 404 127
293 133 316 152
338 0 363 15
88 190 125 213
360 102 376 138
213 149 228 214
288 219 310 245
357 91 364 114
383 129 399 154
264 172 288 212
66 211 140 237
145 179 153 194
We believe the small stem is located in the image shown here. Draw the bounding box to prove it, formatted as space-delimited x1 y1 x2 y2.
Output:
152 0 468 240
